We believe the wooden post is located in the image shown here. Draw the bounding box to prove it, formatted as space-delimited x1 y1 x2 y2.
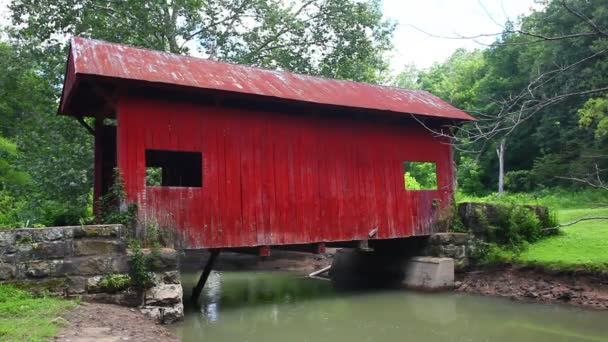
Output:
190 249 220 303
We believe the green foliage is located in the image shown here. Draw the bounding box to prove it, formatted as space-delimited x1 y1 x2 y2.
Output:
458 191 608 270
145 167 162 187
403 172 422 190
142 221 172 249
97 273 132 293
578 95 608 140
389 63 421 89
127 241 154 290
470 240 518 266
0 284 76 341
397 1 608 193
456 188 608 210
98 169 138 232
479 205 543 247
0 41 92 227
504 170 534 193
509 206 543 243
460 201 549 265
403 161 437 190
9 0 394 83
0 133 31 228
0 135 30 188
456 155 485 195
0 191 26 228
418 49 486 109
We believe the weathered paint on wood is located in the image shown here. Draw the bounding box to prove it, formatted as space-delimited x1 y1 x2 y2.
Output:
116 96 455 249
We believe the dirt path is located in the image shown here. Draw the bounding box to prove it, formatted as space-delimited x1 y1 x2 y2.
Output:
55 303 178 342
456 266 608 310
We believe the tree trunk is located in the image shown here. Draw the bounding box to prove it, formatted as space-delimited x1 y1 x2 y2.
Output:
496 138 506 195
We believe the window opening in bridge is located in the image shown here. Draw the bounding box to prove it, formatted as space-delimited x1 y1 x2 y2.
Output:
404 161 437 190
145 149 202 187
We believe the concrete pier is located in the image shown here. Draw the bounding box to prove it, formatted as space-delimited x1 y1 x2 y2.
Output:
403 256 454 290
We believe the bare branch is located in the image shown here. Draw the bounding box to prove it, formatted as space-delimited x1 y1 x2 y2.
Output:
408 1 607 47
90 1 137 21
407 24 600 47
560 0 608 38
179 0 254 50
244 0 321 63
556 163 608 191
542 216 608 231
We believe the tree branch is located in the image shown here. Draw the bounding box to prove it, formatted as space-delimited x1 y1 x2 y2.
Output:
542 216 608 231
560 0 608 38
179 0 254 50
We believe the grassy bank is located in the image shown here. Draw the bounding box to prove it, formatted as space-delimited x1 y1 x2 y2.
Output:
517 208 608 272
457 189 608 272
0 285 76 341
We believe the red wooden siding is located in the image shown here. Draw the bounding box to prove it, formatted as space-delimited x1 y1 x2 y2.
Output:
117 96 454 249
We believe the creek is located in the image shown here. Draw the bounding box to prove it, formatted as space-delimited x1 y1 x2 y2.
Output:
172 271 608 342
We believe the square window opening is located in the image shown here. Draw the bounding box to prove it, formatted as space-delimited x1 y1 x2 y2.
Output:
404 161 437 190
145 149 202 187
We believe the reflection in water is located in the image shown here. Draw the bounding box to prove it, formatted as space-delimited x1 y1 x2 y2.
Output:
201 272 222 323
174 271 608 342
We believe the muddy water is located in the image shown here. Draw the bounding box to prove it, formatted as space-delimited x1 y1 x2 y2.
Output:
172 271 608 342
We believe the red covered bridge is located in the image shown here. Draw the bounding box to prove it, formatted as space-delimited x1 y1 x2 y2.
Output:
59 38 473 257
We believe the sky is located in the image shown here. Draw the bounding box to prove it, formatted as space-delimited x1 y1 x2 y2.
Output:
0 0 538 71
382 0 539 70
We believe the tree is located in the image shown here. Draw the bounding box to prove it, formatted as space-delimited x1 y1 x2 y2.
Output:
418 49 486 110
390 63 421 89
579 95 608 140
0 135 29 227
0 136 29 189
0 40 93 226
9 0 395 83
411 1 608 195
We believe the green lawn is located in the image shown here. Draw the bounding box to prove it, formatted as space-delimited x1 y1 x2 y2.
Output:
0 284 76 341
517 208 608 272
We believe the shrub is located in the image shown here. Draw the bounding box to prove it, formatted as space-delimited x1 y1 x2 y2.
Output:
0 191 26 228
470 240 519 266
460 203 548 265
456 188 608 210
510 206 542 243
477 204 544 247
504 170 534 193
98 169 138 234
456 155 485 195
127 241 154 290
98 273 132 293
142 220 173 248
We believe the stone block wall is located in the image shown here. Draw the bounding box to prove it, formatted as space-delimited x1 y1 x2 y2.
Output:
424 233 473 271
0 225 183 324
423 203 552 271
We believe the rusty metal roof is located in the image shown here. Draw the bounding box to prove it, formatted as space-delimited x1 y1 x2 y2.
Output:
60 37 474 121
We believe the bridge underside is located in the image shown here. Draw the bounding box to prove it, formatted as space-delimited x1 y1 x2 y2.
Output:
189 235 430 302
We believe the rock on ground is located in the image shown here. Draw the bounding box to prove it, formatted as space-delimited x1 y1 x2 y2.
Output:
55 302 178 342
455 266 608 310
